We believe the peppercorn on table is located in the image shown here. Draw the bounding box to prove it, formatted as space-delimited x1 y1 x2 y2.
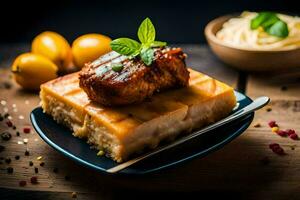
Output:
0 44 300 199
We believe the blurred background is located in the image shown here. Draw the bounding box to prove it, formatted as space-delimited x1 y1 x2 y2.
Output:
1 0 299 44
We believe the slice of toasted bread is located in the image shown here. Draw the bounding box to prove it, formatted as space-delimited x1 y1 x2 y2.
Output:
40 68 236 162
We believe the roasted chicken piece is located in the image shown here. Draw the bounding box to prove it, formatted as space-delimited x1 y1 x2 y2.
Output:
79 47 190 106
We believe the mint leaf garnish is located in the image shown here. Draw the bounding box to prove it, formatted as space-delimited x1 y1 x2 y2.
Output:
250 12 289 38
250 12 279 29
150 41 167 47
140 48 154 66
138 17 156 45
110 38 141 56
110 18 167 66
265 20 289 38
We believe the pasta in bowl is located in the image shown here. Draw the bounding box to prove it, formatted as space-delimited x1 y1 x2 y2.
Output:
205 12 300 71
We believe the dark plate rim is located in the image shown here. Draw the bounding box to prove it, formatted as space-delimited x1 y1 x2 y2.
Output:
142 113 254 174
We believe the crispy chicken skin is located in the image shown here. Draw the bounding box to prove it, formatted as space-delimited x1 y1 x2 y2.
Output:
79 47 190 106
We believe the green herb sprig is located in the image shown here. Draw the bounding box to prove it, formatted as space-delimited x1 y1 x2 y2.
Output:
250 12 289 38
110 18 167 66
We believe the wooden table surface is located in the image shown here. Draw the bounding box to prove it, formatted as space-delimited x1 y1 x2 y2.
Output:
0 44 299 200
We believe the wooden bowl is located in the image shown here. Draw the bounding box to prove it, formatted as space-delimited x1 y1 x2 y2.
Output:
204 15 300 72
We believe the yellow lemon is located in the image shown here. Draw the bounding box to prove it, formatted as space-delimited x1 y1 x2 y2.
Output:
72 33 111 68
11 53 58 90
32 31 73 72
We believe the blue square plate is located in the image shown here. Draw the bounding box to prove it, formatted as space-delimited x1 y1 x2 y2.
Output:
30 91 254 175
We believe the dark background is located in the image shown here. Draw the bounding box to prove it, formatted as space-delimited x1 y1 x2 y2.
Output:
1 0 299 44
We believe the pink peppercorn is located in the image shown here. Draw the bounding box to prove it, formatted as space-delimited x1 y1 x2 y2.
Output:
286 129 296 136
269 143 285 155
19 180 27 187
30 176 38 184
269 143 280 149
268 120 278 128
290 133 298 140
23 127 31 134
6 121 13 127
272 147 285 155
277 130 288 137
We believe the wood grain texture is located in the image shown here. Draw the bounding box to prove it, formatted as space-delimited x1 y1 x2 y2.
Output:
0 44 299 200
247 73 300 100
